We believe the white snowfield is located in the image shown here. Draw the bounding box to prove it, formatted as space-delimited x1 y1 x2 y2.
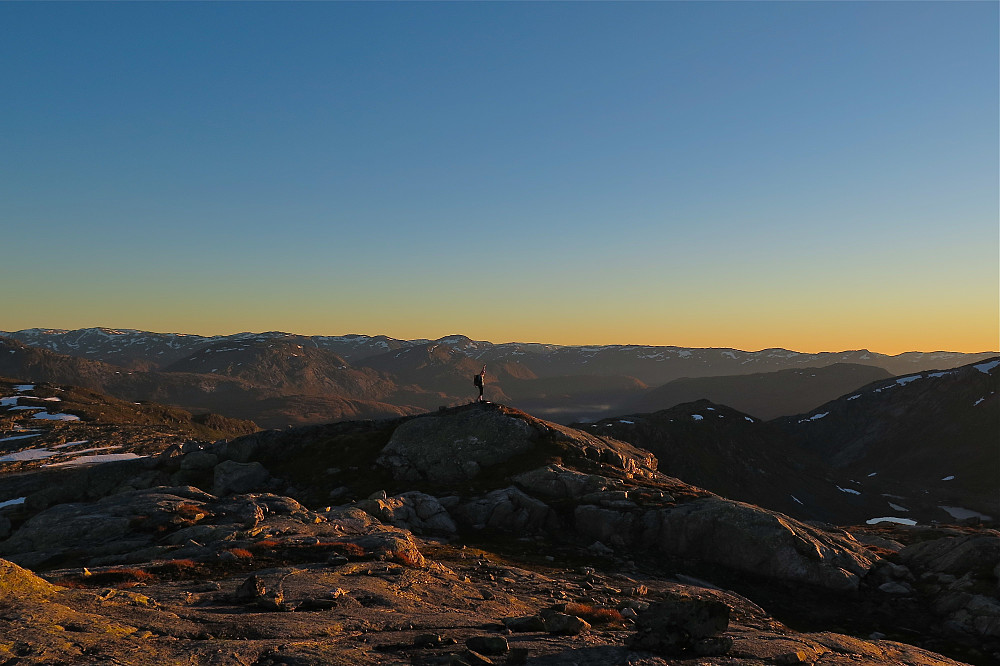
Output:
32 413 80 421
939 506 992 521
44 452 145 467
867 517 917 526
974 359 1000 374
0 433 42 443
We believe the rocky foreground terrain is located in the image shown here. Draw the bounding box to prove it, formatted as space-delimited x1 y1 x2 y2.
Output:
0 401 996 665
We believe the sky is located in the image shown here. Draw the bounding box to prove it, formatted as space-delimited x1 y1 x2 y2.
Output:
1 2 997 354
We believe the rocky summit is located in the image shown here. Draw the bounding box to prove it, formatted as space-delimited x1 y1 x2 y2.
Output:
0 401 995 665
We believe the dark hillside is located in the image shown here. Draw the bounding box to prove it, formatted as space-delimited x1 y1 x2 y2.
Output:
777 358 1000 523
574 400 876 524
622 363 892 420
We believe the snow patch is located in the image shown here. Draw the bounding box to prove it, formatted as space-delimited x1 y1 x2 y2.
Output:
866 517 917 526
52 440 89 449
896 375 922 386
888 503 909 512
0 448 60 462
44 453 145 467
973 360 1000 374
974 397 985 407
691 414 704 421
0 497 26 510
0 434 42 443
33 413 80 421
837 485 861 495
791 495 803 505
941 475 955 481
13 385 34 392
939 506 993 521
847 395 861 401
868 472 877 477
618 420 635 425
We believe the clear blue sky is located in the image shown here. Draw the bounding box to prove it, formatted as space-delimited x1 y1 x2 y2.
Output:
2 2 997 353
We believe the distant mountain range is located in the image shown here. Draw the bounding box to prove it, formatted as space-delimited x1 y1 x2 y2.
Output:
0 327 995 427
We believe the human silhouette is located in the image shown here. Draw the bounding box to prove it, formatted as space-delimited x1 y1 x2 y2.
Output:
473 365 486 402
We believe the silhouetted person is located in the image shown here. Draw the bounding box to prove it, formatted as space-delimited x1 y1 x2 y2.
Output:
474 365 486 402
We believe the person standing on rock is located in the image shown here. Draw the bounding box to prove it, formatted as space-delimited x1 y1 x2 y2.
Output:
474 365 487 402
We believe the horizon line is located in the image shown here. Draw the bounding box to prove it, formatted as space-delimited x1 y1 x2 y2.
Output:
2 325 997 358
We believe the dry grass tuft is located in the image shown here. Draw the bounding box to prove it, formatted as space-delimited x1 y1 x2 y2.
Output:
251 539 283 550
563 602 624 625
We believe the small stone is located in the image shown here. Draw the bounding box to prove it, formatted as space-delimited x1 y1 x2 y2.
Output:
465 635 509 655
586 541 614 556
878 581 912 595
776 648 821 664
461 649 494 665
506 648 530 665
502 615 546 633
232 575 266 602
414 633 446 647
544 612 591 635
693 636 733 657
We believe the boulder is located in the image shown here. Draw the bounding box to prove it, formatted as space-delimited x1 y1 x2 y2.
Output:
647 497 878 591
355 491 457 535
574 505 635 550
629 596 731 656
453 487 558 534
512 465 617 500
0 487 214 567
179 451 218 471
377 408 537 484
899 534 1000 578
0 558 59 600
543 612 591 635
502 615 546 632
466 636 509 655
213 460 270 496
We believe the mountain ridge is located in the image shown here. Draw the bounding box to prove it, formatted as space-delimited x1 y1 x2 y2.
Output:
2 327 996 428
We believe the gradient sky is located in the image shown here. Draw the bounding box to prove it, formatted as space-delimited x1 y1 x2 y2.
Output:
2 2 997 354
